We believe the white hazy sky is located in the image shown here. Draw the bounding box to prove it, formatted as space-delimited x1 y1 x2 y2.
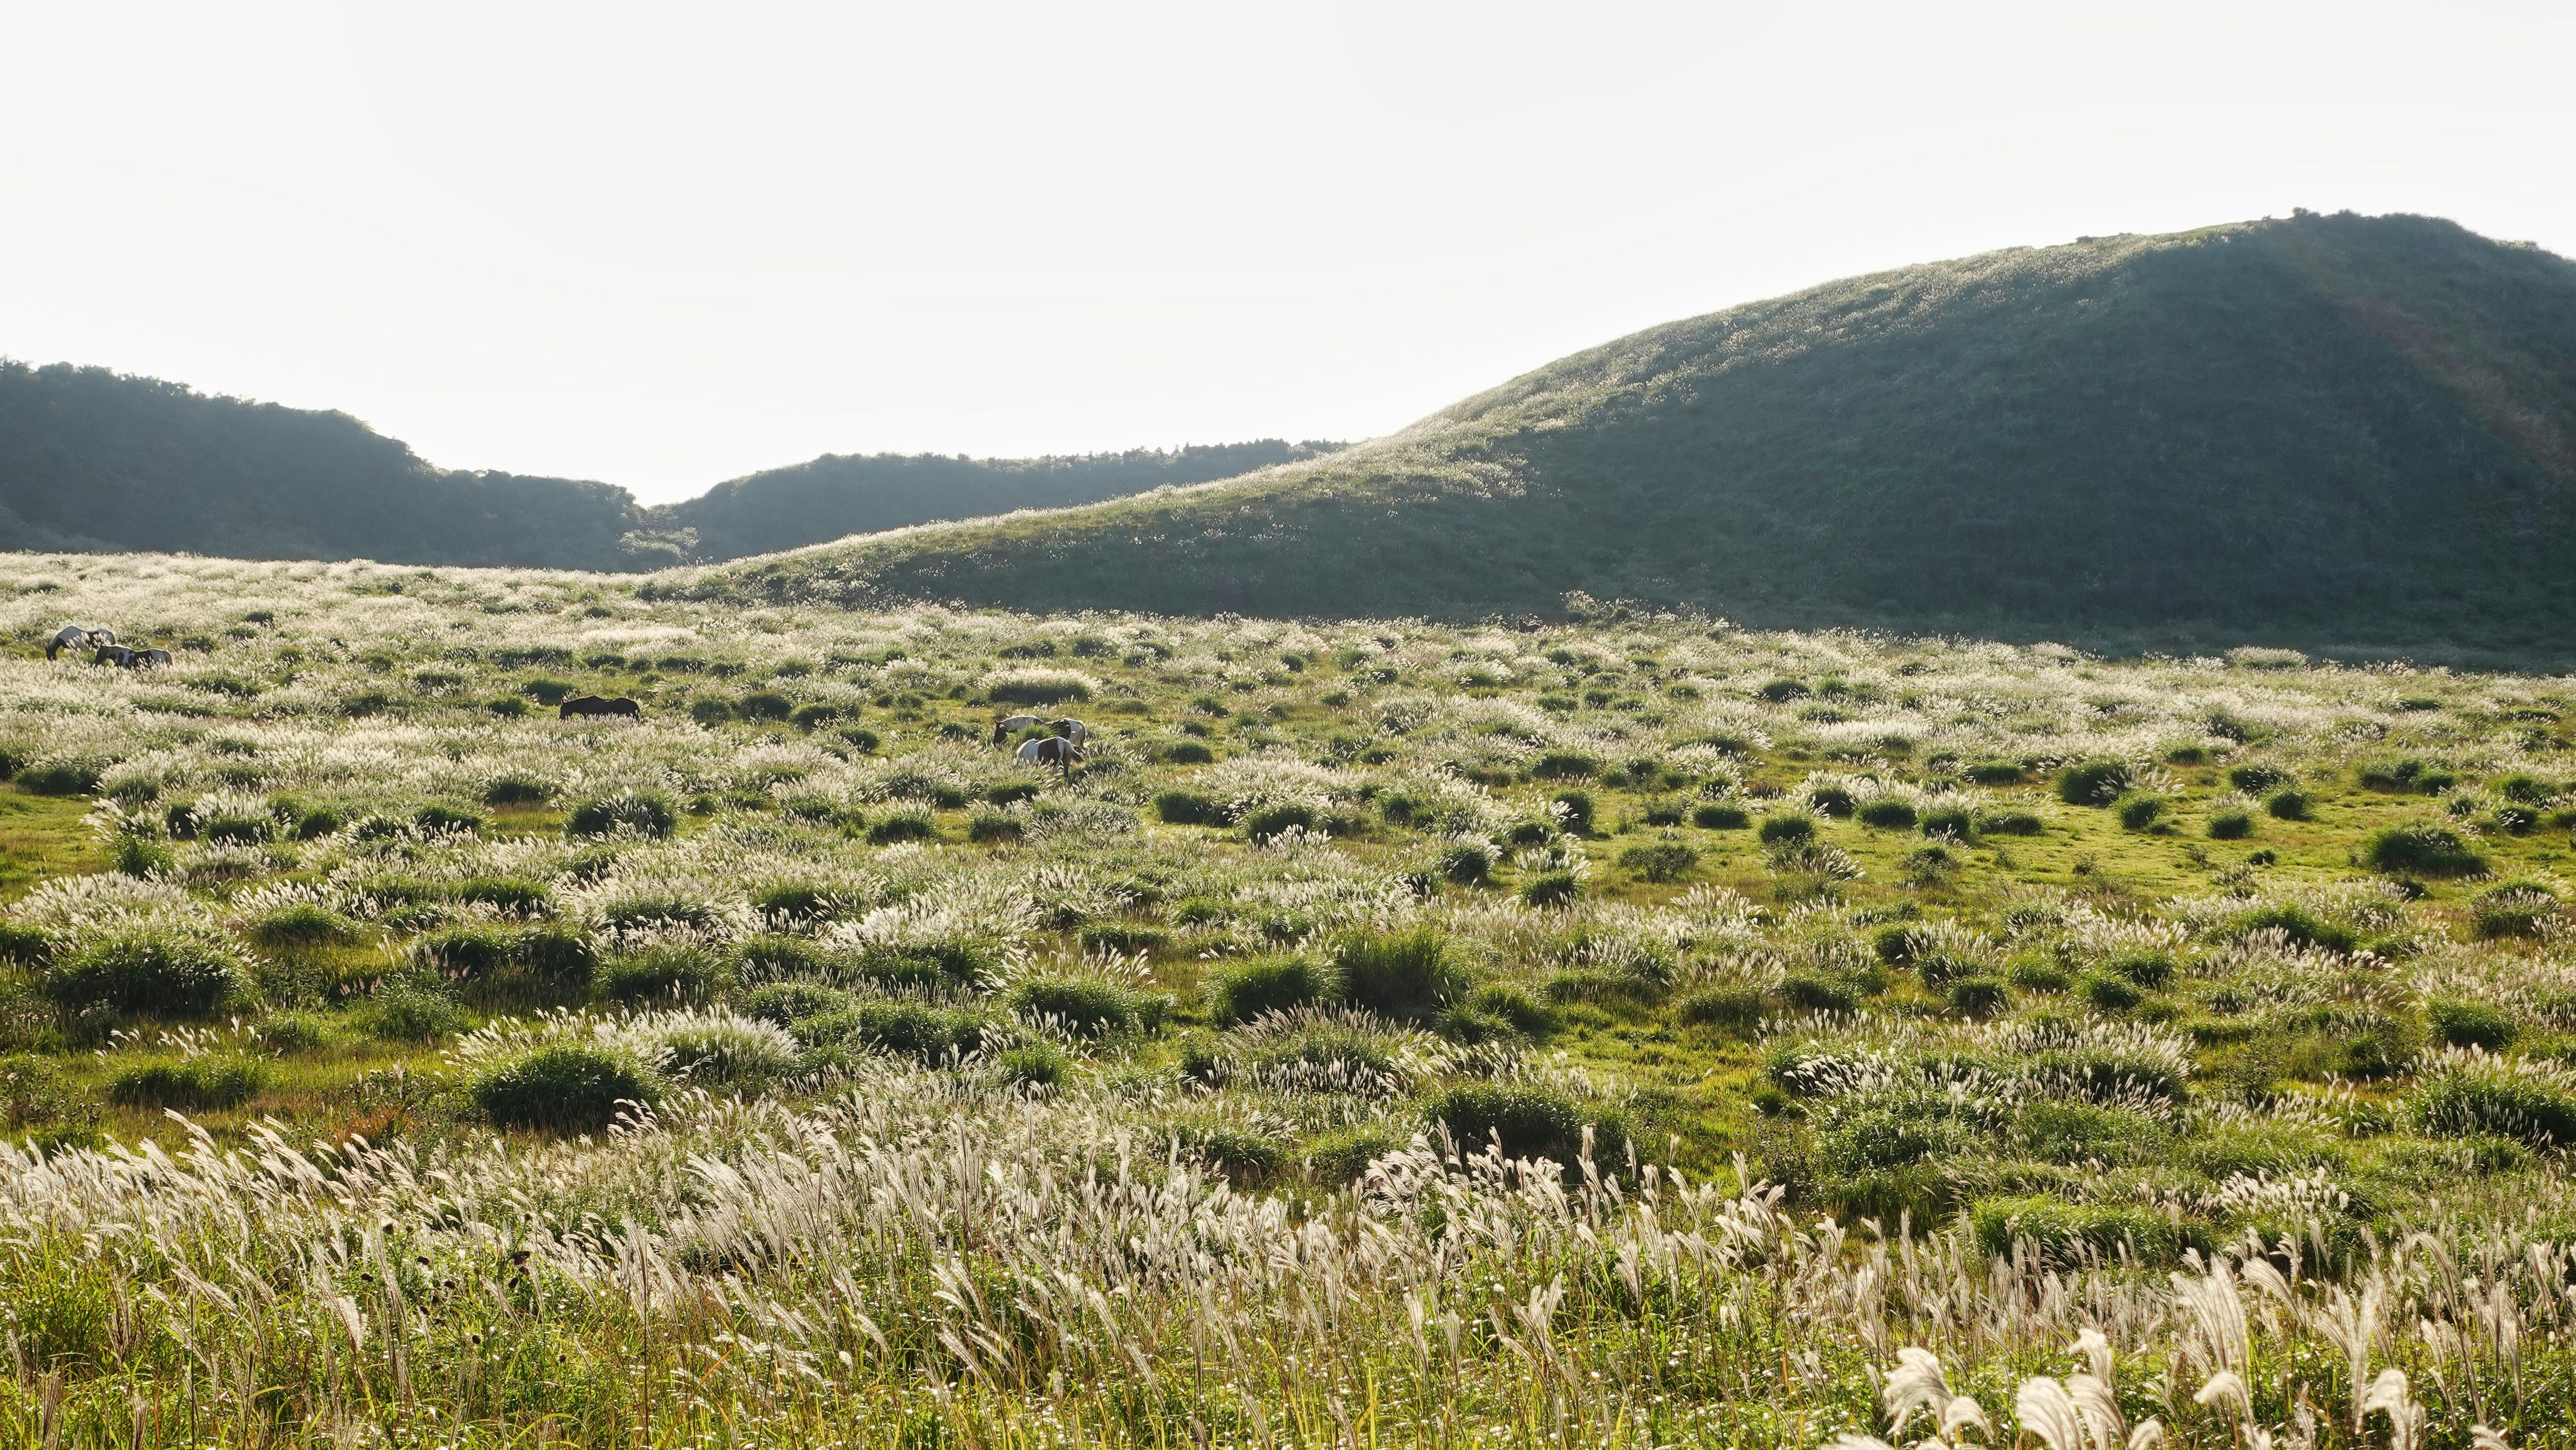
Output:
3 1 2573 503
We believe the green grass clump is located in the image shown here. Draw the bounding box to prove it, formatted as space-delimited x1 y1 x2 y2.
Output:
1617 841 1698 882
1328 927 1463 1019
2264 788 2310 820
1208 956 1333 1025
2427 998 2519 1051
2415 1060 2576 1147
47 928 249 1019
1009 975 1145 1035
2363 822 2486 876
1977 810 2044 836
2206 809 2254 839
1241 803 1317 842
1970 1195 2198 1265
107 1055 266 1111
246 903 362 950
995 1041 1071 1089
2471 881 2560 939
474 1043 660 1133
1152 790 1222 825
1756 813 1815 846
1691 803 1749 830
363 984 468 1042
2057 761 2131 806
739 981 853 1027
1427 1083 1624 1167
565 791 677 839
2114 794 2168 830
1856 799 1916 830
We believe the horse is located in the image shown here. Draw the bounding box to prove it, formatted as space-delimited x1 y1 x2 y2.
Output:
1047 717 1089 749
89 645 137 668
559 695 642 720
992 714 1047 745
46 626 112 661
1015 736 1083 777
133 648 172 667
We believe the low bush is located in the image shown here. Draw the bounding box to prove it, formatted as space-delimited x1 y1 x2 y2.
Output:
1437 842 1495 885
2228 765 2291 793
1776 974 1859 1015
2264 789 2310 821
966 811 1024 845
2206 809 2254 840
1918 806 1974 840
1963 761 2026 785
2114 794 2168 830
1691 803 1750 830
1530 752 1599 781
1977 810 2045 836
413 804 485 836
474 1043 659 1133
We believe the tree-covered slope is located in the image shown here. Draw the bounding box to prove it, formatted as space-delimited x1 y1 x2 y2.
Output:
0 360 1336 569
693 212 2576 656
0 362 644 568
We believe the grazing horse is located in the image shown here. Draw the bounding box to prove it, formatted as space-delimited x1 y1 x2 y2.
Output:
133 648 172 667
90 645 137 668
46 626 112 661
1015 735 1083 777
1047 717 1089 749
991 714 1047 745
559 694 642 720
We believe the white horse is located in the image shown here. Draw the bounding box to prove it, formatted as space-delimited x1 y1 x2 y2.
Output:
992 714 1047 745
1015 736 1083 776
1048 717 1089 749
46 626 112 661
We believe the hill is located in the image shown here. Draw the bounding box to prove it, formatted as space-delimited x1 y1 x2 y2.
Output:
0 361 643 568
0 360 1333 569
638 440 1343 562
690 212 2576 660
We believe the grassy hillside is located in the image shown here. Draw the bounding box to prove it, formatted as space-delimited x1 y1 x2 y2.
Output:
0 360 1332 569
647 439 1343 560
695 212 2576 660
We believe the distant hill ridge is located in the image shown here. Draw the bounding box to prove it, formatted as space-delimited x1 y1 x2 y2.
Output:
686 211 2576 660
0 359 1339 571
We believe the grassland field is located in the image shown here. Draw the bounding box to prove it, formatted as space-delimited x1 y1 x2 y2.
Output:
0 553 2569 1445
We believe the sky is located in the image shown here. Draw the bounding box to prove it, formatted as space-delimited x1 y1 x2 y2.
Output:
3 1 2574 504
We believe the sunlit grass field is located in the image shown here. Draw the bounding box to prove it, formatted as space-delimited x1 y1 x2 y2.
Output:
0 552 2572 1444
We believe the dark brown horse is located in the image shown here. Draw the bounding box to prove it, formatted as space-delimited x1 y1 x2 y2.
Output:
559 695 642 719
